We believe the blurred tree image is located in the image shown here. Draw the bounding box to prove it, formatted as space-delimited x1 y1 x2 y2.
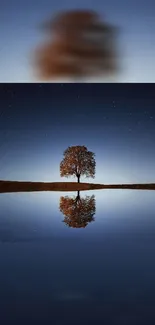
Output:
34 9 118 81
60 192 96 228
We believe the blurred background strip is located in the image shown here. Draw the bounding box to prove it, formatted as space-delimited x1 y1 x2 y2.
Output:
0 0 155 82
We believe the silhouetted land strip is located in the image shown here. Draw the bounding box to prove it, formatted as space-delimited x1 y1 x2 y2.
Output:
0 181 155 193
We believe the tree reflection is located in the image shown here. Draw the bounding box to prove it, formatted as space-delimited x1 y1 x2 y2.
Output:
59 191 96 228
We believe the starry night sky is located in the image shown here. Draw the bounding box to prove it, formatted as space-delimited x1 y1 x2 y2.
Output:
0 83 155 184
1 0 155 82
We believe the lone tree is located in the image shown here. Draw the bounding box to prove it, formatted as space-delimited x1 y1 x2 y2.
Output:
60 145 96 183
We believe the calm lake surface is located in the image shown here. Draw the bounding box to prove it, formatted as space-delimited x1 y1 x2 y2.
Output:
0 189 155 325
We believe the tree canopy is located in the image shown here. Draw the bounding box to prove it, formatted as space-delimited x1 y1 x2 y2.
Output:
33 9 118 81
60 192 96 228
60 145 96 183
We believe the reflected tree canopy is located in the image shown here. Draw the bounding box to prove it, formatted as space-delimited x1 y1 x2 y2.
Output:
59 191 96 228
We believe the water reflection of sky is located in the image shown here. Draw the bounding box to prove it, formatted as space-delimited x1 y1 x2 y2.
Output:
0 190 155 241
0 190 155 324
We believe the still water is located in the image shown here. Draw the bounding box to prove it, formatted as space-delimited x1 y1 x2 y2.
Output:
0 189 155 324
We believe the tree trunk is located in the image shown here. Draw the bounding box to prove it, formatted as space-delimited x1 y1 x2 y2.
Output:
77 174 80 183
75 190 81 205
77 190 80 200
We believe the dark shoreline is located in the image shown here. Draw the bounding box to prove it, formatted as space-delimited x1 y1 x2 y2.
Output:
0 181 155 193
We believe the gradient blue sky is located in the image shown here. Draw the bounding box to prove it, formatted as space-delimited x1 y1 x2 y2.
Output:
1 0 155 82
0 83 155 184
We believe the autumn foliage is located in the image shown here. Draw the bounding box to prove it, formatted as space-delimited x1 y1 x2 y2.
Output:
60 146 96 183
33 9 118 80
60 192 96 228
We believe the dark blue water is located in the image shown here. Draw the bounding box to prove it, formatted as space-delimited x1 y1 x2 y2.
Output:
0 190 155 325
